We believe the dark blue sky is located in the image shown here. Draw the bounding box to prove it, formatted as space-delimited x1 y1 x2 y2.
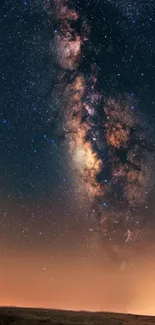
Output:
1 0 155 260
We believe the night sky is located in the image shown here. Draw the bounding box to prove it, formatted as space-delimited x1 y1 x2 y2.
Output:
1 0 155 315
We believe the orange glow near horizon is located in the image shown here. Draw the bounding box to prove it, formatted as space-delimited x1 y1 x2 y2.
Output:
1 252 155 317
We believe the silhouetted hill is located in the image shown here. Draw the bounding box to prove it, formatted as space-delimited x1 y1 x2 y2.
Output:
0 307 155 325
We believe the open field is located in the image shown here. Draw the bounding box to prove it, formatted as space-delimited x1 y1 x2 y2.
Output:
0 307 155 325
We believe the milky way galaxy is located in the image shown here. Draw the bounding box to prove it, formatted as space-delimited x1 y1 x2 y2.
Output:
2 0 155 314
50 0 155 268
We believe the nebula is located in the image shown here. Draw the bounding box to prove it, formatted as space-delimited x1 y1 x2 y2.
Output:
52 0 103 199
103 97 155 207
50 0 155 268
53 0 81 71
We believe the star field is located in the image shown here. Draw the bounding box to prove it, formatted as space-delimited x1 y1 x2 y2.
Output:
0 0 88 258
1 0 155 313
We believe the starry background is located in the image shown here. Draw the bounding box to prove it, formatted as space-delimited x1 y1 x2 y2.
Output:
1 0 155 314
0 0 86 256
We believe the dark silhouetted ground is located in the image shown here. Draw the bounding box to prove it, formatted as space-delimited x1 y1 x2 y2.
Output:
0 307 155 325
